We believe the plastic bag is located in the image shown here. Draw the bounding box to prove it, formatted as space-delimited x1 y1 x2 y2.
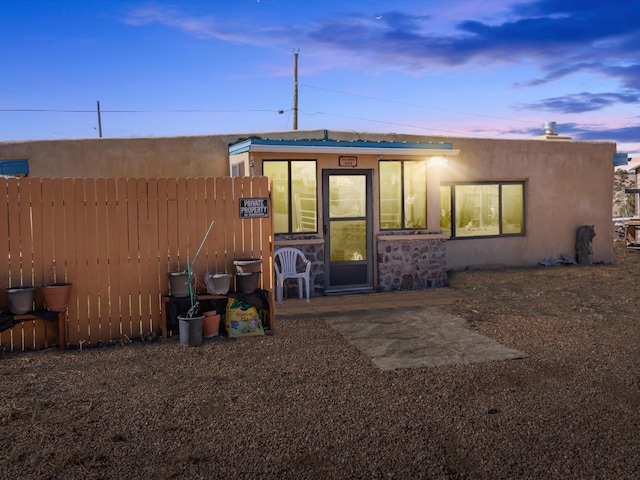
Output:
225 298 264 338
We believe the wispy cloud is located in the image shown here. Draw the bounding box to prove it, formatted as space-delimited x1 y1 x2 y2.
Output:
122 4 251 43
523 92 640 113
578 124 640 142
300 0 640 112
122 1 640 114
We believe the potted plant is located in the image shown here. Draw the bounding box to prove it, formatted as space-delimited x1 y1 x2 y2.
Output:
178 307 204 346
176 218 216 346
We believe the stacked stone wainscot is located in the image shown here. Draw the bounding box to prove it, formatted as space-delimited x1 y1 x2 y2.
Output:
377 233 448 291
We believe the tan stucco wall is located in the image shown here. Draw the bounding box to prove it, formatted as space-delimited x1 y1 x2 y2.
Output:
0 136 233 177
0 129 616 269
235 131 616 269
435 136 616 269
0 130 332 178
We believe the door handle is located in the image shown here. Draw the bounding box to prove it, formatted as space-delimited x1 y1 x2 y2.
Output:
323 224 327 235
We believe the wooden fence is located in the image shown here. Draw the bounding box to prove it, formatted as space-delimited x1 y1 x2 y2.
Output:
0 176 273 352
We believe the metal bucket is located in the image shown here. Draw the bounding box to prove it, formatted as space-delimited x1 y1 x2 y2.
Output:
205 272 232 295
167 271 191 297
178 315 203 346
235 272 261 294
233 258 262 273
5 286 36 315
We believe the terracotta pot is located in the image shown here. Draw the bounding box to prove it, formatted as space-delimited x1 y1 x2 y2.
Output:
41 283 73 312
202 311 221 338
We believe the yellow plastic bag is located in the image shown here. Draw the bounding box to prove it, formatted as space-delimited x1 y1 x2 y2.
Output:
225 298 265 338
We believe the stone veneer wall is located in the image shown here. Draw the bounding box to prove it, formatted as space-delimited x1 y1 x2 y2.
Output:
274 238 325 299
377 235 448 291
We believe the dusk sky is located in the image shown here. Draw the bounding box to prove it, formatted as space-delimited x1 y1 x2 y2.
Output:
3 0 640 154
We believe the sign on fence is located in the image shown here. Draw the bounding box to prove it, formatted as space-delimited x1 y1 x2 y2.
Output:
239 198 269 218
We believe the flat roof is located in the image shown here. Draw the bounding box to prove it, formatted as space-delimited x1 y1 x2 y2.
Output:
229 138 458 157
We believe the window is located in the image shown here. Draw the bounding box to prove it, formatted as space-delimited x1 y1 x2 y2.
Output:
263 160 317 234
0 159 29 176
231 162 244 177
379 160 427 229
440 182 525 238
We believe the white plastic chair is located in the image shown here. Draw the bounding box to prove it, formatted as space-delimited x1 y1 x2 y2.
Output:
274 247 311 303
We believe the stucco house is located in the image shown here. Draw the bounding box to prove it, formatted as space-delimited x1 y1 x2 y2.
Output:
0 128 620 298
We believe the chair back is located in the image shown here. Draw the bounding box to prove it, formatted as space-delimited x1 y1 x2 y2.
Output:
275 247 305 274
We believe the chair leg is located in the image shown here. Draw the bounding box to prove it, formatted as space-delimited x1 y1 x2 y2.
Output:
305 277 310 303
276 278 283 303
298 278 303 299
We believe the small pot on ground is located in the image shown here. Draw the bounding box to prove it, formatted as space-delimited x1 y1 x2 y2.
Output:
202 310 221 338
178 315 203 346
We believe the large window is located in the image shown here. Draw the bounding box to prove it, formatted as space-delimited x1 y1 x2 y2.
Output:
263 160 317 234
440 182 525 238
379 160 427 229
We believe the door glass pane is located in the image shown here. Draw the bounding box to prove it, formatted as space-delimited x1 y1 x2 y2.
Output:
404 161 427 228
263 161 289 234
379 162 402 229
329 175 365 218
502 184 524 234
330 220 367 262
455 185 500 237
440 186 452 235
291 161 317 232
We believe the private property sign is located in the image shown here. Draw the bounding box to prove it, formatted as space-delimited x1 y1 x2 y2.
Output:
239 198 269 218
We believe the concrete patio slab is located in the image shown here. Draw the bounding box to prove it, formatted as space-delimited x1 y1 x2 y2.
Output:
325 307 529 371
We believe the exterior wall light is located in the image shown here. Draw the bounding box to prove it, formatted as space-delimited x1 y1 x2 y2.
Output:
427 156 449 167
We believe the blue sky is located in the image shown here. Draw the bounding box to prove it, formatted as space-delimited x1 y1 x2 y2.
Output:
2 0 640 154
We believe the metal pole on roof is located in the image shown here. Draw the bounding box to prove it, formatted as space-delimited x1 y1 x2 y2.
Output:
96 100 103 138
293 49 299 130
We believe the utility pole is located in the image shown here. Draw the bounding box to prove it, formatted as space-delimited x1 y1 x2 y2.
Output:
293 49 299 130
96 100 103 138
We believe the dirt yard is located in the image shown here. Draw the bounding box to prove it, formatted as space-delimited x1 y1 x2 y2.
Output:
1 240 638 479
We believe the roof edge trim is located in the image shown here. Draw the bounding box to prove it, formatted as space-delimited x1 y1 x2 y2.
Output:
229 139 457 156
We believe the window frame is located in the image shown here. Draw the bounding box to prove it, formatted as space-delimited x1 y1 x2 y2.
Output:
378 159 428 230
263 159 318 235
441 181 526 239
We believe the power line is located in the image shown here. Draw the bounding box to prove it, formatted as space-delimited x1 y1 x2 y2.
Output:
0 83 538 138
298 109 482 137
302 84 541 126
0 104 501 137
0 108 286 113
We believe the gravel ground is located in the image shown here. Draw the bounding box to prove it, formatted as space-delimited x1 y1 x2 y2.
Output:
1 241 639 479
